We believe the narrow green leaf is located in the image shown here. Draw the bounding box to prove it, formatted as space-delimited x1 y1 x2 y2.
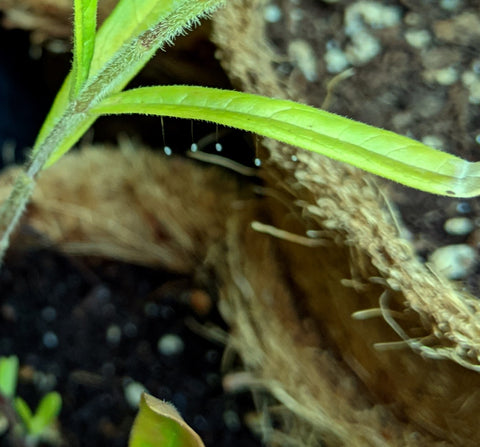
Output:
14 397 33 433
29 392 62 436
91 86 480 198
129 394 205 447
71 0 98 97
88 0 175 77
0 356 19 399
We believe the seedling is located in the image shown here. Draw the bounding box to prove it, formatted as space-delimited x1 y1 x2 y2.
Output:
0 356 62 447
129 394 205 447
1 0 480 262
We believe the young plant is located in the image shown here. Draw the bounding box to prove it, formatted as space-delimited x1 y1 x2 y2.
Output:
0 356 62 447
129 394 205 447
1 0 480 262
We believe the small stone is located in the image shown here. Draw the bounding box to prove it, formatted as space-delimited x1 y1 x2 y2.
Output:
324 46 350 73
0 414 8 436
41 306 57 322
444 217 474 236
404 29 431 49
288 39 318 82
144 301 160 318
434 67 458 85
1 304 16 322
124 381 147 409
433 13 480 45
429 244 477 280
264 4 282 23
440 0 461 10
42 331 59 349
421 135 444 150
456 202 471 214
345 31 381 66
123 322 138 338
158 334 184 356
106 325 122 345
188 289 212 316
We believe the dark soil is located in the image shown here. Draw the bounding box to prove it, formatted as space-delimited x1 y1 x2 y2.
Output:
0 249 261 447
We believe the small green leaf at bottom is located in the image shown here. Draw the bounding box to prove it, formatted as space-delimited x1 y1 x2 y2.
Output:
29 392 62 436
129 393 205 447
0 356 19 399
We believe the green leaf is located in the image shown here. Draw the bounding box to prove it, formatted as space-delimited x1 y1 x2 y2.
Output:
14 397 33 432
71 0 98 97
91 85 480 198
29 392 62 436
129 394 205 447
0 356 19 399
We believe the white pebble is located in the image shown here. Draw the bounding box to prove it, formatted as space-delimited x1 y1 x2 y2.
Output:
106 324 122 345
346 31 381 65
440 0 461 11
158 334 184 356
444 217 474 236
124 381 147 409
288 39 318 82
324 46 350 73
264 4 282 23
435 67 458 85
345 2 401 34
404 29 431 49
343 2 401 66
429 244 477 280
421 135 444 150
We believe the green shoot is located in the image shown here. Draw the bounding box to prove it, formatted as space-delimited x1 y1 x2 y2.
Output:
0 356 19 399
15 392 62 437
129 394 205 447
0 356 62 445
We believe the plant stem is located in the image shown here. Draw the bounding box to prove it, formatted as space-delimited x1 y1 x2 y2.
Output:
0 174 35 265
